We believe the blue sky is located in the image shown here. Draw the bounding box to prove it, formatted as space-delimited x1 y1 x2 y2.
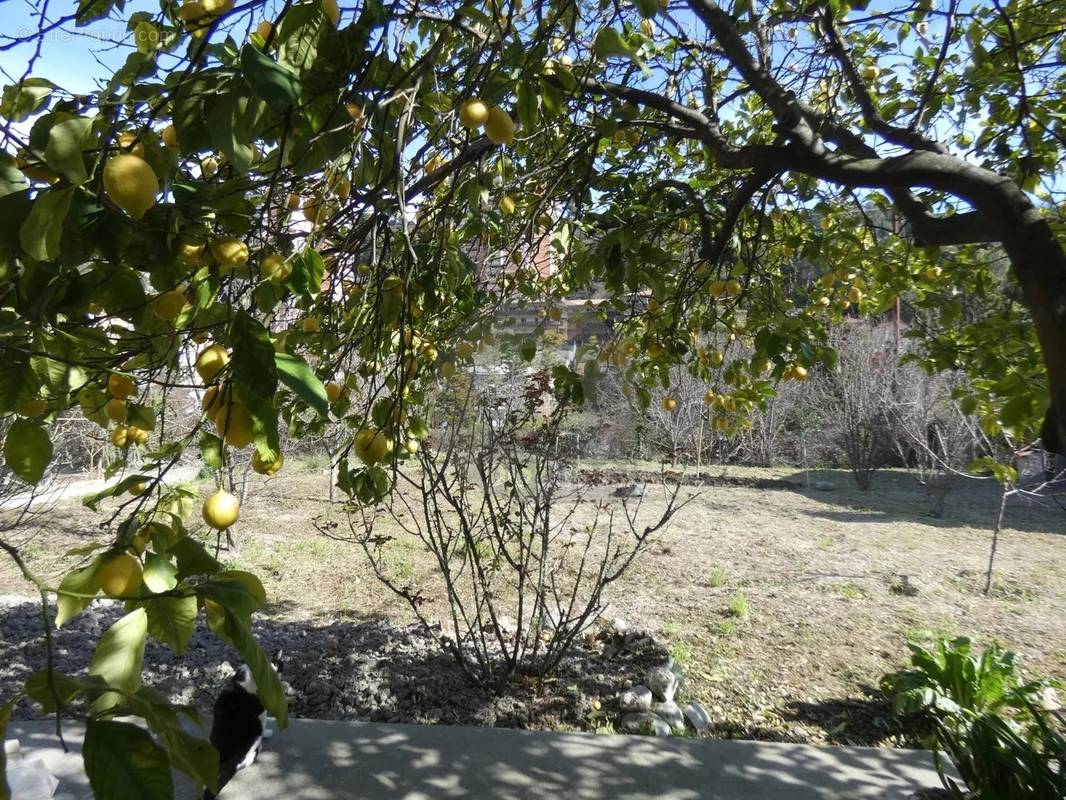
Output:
0 0 162 93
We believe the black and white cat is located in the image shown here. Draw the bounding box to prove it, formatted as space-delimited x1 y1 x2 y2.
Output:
205 653 282 799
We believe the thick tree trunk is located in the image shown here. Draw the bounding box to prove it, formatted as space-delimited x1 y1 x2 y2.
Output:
992 193 1066 453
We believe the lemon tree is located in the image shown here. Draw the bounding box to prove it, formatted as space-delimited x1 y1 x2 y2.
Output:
1 0 1064 796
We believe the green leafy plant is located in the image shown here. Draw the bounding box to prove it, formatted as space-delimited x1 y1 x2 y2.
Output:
881 637 1065 799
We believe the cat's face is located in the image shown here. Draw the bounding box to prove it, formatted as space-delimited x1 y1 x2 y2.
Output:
231 651 283 697
234 664 257 695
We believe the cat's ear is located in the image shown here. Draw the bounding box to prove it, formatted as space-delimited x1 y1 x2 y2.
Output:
271 648 285 672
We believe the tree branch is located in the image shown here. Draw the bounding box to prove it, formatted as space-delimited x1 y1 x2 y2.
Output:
820 6 948 154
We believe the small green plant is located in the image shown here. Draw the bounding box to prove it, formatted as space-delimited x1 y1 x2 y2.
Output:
708 565 727 588
716 620 737 637
728 591 749 619
881 637 1065 799
669 642 692 668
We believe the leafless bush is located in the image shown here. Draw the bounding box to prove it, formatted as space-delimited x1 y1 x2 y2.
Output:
888 368 983 516
810 322 898 489
329 374 688 685
739 379 809 467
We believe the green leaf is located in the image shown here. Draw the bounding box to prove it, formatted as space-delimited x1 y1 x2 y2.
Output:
83 720 173 800
287 248 325 297
144 594 197 654
217 607 288 726
240 44 301 113
142 553 178 593
88 608 148 712
517 76 540 130
519 338 537 362
126 401 156 432
19 186 74 261
232 310 281 459
594 27 638 61
0 151 29 199
276 352 329 417
170 536 222 579
633 0 659 17
25 670 108 713
82 475 152 511
199 432 223 469
130 690 217 793
0 78 54 121
3 418 53 485
56 557 103 627
44 115 93 185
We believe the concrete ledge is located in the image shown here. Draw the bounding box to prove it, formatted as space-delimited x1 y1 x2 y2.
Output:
8 718 943 800
226 719 941 800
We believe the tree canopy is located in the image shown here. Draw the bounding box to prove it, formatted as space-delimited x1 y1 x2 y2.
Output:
0 0 1063 794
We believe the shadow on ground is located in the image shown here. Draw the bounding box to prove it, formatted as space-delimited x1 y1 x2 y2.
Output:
222 718 943 800
0 599 666 734
779 686 902 747
781 469 1064 535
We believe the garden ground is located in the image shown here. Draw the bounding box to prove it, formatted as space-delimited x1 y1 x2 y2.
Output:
1 464 1063 746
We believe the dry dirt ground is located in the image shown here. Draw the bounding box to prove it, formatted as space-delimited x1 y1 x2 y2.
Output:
2 463 1063 746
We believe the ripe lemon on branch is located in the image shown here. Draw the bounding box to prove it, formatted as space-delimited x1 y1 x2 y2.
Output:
484 107 515 144
102 154 158 219
252 450 284 476
99 553 143 597
459 98 490 128
203 490 240 529
195 344 229 383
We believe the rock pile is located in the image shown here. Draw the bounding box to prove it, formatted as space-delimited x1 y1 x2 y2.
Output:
617 658 712 737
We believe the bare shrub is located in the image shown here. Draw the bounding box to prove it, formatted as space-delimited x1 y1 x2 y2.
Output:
888 369 983 516
810 323 898 489
328 373 687 685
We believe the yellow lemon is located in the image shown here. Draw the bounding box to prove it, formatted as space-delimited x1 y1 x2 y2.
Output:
104 398 127 422
252 450 284 476
202 490 240 529
250 452 283 475
178 2 210 38
110 426 130 448
325 382 343 403
127 425 150 445
150 290 186 320
103 154 158 219
108 373 136 399
161 123 179 149
459 98 490 128
99 553 143 597
215 401 254 448
201 385 225 422
195 344 229 383
354 429 390 466
209 236 249 271
177 234 206 265
201 155 219 178
484 106 515 144
499 194 516 215
261 253 292 283
662 396 677 412
117 131 145 158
